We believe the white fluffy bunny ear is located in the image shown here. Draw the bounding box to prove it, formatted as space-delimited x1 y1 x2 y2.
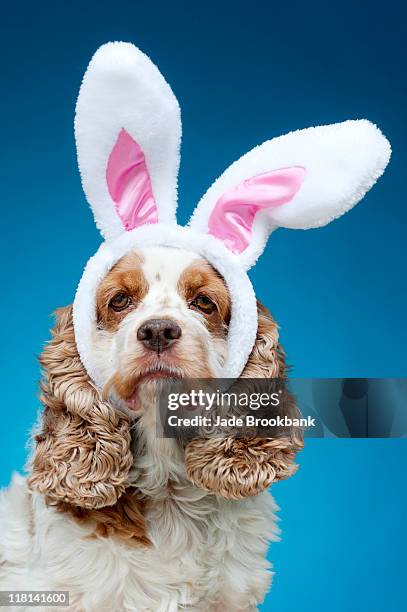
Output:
189 120 391 269
75 42 181 241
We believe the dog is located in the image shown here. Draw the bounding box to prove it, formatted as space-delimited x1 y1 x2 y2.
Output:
0 245 301 611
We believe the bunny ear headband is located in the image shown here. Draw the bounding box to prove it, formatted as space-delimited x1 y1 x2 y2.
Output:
73 42 391 386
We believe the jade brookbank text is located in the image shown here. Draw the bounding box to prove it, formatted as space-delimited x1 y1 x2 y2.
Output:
167 414 316 428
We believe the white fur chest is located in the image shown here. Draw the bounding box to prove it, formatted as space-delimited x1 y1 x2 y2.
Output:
0 476 277 612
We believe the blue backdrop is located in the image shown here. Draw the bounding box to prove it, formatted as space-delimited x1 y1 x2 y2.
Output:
1 1 406 610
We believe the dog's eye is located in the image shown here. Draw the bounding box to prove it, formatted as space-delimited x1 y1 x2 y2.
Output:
191 294 216 314
109 292 131 312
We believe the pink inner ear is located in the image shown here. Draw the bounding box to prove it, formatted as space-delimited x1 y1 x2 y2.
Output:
207 167 306 254
106 129 158 231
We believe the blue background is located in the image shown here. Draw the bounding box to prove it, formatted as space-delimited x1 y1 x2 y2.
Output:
1 1 406 610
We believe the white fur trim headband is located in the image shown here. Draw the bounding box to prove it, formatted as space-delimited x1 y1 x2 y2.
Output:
73 42 391 386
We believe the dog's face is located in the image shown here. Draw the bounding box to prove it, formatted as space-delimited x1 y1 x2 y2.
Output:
94 246 231 406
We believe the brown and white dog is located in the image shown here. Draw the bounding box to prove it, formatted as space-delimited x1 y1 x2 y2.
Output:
0 246 301 611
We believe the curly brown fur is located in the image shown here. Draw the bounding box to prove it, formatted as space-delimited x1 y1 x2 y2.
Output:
27 306 134 511
185 302 304 499
54 488 150 546
243 301 287 378
185 436 302 500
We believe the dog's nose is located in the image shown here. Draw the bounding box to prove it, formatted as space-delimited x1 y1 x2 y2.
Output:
137 318 182 353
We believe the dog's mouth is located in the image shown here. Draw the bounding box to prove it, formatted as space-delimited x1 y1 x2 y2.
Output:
136 365 183 383
124 364 184 410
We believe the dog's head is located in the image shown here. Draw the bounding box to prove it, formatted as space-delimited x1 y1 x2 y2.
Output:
95 246 231 406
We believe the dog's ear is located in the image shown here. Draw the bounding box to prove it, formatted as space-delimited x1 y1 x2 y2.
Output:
185 301 303 499
27 306 133 509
